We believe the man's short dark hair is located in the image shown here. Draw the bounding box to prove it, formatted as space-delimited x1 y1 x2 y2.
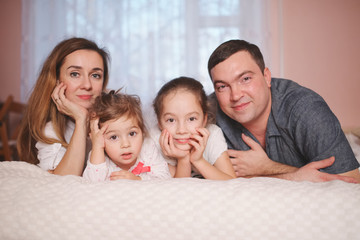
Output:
207 39 265 79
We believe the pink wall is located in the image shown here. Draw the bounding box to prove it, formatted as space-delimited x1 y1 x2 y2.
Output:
0 0 22 102
0 0 359 128
282 0 360 128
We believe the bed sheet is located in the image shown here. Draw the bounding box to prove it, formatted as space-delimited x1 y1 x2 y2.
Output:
0 161 359 240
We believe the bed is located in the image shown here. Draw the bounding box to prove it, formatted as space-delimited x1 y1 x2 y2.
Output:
0 131 359 240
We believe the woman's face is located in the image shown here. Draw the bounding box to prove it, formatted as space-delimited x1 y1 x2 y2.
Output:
59 49 104 110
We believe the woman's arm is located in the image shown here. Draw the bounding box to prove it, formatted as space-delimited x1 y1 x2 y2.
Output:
51 83 89 176
53 116 88 176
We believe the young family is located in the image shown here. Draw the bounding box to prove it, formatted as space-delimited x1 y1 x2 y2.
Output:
17 37 360 183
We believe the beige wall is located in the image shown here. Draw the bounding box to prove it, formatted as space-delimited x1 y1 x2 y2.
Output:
0 0 22 102
0 0 359 128
282 0 360 128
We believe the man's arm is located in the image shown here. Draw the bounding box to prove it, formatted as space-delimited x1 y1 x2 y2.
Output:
229 134 359 183
272 157 359 183
338 168 360 182
228 134 298 177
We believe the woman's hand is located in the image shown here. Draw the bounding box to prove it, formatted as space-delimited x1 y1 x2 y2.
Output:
51 82 88 122
51 82 90 176
189 127 209 163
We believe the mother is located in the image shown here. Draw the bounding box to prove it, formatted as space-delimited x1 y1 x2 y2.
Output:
17 37 110 176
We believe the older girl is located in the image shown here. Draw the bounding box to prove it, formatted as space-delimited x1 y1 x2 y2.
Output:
17 37 110 176
152 77 235 180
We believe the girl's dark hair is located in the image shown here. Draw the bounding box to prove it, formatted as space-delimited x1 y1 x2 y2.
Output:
153 76 213 124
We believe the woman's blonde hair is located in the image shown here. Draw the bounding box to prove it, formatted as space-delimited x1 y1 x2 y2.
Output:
17 37 110 164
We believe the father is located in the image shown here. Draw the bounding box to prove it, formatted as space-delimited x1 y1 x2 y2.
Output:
208 39 360 182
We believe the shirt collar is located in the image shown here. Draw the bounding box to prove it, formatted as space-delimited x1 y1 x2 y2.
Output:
266 110 281 137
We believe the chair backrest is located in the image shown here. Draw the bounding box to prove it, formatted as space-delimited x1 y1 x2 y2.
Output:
0 95 14 121
0 95 27 161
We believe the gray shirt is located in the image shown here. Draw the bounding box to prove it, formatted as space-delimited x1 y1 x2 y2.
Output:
211 78 359 174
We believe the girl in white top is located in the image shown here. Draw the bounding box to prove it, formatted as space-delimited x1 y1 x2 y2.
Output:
152 77 235 180
17 37 110 176
83 90 171 182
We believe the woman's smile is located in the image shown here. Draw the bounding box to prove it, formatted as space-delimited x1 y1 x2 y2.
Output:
77 94 92 100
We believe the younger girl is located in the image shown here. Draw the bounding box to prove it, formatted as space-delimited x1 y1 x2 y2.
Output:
83 90 171 182
152 77 235 180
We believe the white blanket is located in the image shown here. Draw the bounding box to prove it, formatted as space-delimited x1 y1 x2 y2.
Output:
0 161 359 240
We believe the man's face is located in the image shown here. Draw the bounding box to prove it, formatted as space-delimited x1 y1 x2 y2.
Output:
210 51 272 128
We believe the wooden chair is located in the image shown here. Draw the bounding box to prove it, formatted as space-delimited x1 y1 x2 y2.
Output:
0 95 26 161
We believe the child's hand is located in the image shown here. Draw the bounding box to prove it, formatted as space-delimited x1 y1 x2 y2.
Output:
189 127 209 163
89 118 108 150
110 170 141 180
159 129 189 161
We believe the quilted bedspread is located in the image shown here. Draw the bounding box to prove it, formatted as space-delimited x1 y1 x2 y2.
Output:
0 161 359 240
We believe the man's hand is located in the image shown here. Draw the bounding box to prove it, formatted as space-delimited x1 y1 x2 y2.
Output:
281 157 359 183
228 134 295 177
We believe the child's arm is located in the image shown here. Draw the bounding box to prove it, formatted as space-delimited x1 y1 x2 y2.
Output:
174 155 192 178
168 164 176 177
190 128 235 180
110 170 141 180
191 151 235 180
89 118 107 165
82 118 110 182
83 160 110 182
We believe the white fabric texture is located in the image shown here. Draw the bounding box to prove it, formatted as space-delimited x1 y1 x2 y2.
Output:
203 124 228 165
346 133 360 165
36 121 91 171
83 137 171 181
1 161 359 240
149 123 227 167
